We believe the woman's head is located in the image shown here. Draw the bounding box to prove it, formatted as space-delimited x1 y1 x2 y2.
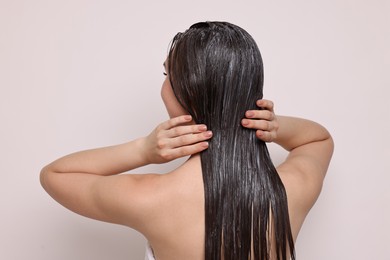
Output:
166 21 264 129
160 70 187 118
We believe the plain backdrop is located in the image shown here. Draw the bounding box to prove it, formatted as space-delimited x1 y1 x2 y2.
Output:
1 0 389 259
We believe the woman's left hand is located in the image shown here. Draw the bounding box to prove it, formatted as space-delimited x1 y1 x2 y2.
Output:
241 99 279 142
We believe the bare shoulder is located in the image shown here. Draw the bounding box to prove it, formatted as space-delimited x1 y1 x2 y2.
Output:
106 157 204 235
275 166 321 239
86 173 162 229
275 135 333 237
133 158 205 257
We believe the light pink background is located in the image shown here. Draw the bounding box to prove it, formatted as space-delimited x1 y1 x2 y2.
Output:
1 1 389 259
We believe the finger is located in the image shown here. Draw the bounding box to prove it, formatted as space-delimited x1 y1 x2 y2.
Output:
256 99 274 112
245 110 274 120
169 142 210 159
166 124 208 138
159 115 193 130
169 131 213 148
241 119 272 131
256 130 275 142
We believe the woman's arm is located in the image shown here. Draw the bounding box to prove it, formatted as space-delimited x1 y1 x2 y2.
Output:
41 115 211 177
41 139 148 177
241 99 334 179
242 99 334 213
272 115 334 179
40 115 212 225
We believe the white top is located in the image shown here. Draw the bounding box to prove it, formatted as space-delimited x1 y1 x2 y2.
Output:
144 242 155 260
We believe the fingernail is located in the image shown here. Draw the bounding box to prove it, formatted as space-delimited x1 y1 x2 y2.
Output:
201 142 209 148
204 131 213 137
242 119 249 126
199 125 207 131
184 115 192 120
246 111 254 117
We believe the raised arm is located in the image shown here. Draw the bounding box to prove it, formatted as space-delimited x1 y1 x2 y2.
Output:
242 99 333 177
40 115 210 177
40 115 212 226
272 115 333 178
242 99 334 211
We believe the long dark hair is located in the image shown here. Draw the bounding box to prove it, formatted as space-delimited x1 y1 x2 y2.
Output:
167 21 295 260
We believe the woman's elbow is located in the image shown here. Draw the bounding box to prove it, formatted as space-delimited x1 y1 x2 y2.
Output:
40 165 52 191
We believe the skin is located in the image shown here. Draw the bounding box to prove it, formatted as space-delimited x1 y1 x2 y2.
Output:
40 70 333 260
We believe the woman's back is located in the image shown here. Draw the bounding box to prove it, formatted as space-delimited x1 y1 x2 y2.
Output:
137 145 326 260
139 155 205 260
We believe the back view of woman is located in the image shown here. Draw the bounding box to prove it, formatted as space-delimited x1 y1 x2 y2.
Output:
41 22 333 260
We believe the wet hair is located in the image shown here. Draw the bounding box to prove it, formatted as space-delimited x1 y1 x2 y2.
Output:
167 21 295 260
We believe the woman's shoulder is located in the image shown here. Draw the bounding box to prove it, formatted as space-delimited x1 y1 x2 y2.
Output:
276 164 324 239
125 156 204 230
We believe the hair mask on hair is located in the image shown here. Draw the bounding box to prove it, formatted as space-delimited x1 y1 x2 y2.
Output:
168 21 295 260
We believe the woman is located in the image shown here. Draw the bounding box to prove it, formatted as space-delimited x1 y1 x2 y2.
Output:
40 22 333 260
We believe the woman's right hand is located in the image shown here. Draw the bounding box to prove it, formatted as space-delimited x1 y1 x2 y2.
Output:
142 115 213 164
241 99 279 142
